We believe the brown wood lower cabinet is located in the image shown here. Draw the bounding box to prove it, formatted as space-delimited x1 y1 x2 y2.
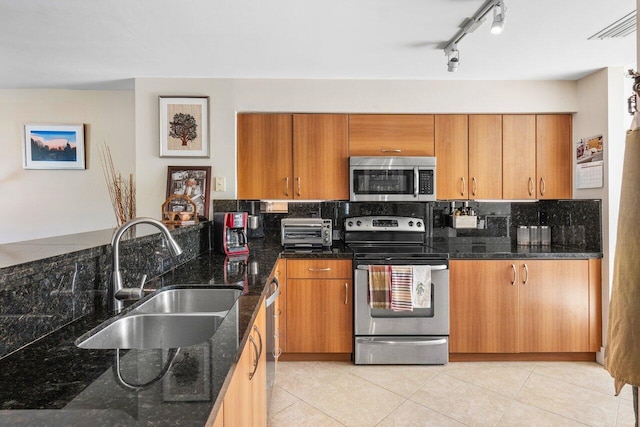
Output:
450 259 601 357
222 301 267 427
282 259 353 358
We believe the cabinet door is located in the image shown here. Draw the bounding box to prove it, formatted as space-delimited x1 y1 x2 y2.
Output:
468 115 502 199
536 114 572 199
450 260 519 353
293 114 349 200
518 260 590 352
237 113 293 199
348 114 435 156
252 302 267 427
435 115 469 200
503 115 536 199
286 279 353 353
223 334 254 427
274 260 286 354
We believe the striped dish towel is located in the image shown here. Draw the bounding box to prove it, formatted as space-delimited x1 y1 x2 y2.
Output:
391 265 413 311
368 265 391 309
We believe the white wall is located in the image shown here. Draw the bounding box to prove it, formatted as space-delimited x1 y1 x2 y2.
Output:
134 78 578 218
0 90 135 243
573 67 627 356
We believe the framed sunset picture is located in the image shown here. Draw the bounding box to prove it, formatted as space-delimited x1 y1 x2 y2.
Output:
23 124 85 170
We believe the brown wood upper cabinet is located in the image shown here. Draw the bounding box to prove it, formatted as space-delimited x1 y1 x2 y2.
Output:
435 115 468 199
536 114 572 199
435 114 502 200
503 114 572 200
348 114 435 156
237 113 293 200
503 115 537 199
237 113 349 200
469 115 503 199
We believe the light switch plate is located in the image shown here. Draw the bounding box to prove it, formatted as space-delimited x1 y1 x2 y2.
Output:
214 177 225 192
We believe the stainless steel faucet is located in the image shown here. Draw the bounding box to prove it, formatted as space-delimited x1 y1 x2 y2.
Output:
110 217 183 313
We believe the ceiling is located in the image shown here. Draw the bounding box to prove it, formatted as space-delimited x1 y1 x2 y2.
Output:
0 0 637 90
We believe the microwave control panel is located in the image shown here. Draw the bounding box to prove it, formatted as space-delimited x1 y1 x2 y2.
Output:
418 170 434 195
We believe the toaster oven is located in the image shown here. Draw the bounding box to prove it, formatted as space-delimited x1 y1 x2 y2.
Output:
281 218 333 249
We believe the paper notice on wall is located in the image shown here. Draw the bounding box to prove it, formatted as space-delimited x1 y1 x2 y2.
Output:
577 161 604 189
576 135 604 189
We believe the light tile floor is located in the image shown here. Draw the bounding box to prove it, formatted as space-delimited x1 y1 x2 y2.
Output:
269 361 636 427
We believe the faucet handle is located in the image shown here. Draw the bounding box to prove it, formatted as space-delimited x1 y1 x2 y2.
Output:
114 274 147 301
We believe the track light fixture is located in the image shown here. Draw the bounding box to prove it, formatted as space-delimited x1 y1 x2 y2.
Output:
491 1 506 34
442 0 507 71
446 45 459 72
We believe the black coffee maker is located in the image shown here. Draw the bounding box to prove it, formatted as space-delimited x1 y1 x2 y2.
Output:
213 212 249 255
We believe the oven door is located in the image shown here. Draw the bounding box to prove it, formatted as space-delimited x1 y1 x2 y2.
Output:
354 264 449 336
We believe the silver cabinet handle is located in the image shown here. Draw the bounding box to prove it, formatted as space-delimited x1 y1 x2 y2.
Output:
253 325 263 360
285 177 289 197
297 177 301 197
308 267 331 272
511 264 516 285
248 335 259 379
460 177 466 197
522 263 529 285
528 177 534 196
266 277 280 307
344 282 348 305
472 177 477 197
381 148 402 153
540 177 546 196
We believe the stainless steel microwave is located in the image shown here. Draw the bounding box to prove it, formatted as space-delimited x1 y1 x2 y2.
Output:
349 156 436 202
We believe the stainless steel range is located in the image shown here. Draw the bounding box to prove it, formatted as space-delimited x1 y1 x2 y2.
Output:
345 216 450 365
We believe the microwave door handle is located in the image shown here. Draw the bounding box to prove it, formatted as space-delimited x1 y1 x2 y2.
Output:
414 167 419 198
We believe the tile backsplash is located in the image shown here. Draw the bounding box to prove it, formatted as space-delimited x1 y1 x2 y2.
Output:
216 199 601 252
0 223 211 358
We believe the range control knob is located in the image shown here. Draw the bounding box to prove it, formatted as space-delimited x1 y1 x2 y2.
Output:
408 221 414 227
356 220 362 227
417 221 422 228
347 221 353 227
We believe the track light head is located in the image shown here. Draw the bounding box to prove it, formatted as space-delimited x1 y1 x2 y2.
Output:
446 46 459 72
491 1 506 34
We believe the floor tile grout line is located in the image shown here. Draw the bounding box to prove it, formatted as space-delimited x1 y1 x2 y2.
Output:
527 364 621 400
295 365 413 426
268 385 300 418
514 370 619 425
404 370 485 426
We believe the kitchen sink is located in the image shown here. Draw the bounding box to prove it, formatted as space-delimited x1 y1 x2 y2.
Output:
76 313 225 349
129 287 243 314
76 287 242 349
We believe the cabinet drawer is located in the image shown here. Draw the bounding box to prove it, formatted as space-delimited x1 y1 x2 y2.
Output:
286 259 352 279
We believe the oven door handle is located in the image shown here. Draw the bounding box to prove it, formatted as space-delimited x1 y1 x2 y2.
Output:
356 264 448 271
356 338 447 346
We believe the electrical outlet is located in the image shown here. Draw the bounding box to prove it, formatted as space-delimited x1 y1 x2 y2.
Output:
214 177 226 192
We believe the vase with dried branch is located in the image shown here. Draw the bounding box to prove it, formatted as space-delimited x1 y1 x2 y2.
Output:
100 143 136 227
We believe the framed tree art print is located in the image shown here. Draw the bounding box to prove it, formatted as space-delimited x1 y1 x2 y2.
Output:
159 96 209 157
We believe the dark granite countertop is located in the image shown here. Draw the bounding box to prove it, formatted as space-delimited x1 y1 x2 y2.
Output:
429 238 603 259
0 240 282 426
0 236 601 426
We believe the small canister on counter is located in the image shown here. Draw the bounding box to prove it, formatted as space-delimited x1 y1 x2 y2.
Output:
517 226 530 246
540 226 551 246
529 225 540 245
